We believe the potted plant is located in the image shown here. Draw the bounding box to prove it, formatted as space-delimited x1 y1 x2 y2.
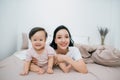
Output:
98 27 109 45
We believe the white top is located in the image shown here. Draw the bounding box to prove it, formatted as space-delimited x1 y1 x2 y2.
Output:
66 47 82 61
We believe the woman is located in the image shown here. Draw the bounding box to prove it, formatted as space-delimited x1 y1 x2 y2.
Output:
31 25 88 73
50 25 88 73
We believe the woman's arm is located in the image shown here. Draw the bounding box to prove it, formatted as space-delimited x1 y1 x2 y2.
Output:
56 55 88 73
66 58 88 73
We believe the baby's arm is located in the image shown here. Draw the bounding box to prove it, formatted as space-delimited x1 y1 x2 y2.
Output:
20 61 31 76
47 56 54 74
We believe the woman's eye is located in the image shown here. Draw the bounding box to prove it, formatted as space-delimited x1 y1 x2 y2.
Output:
57 37 61 39
65 36 68 38
65 36 69 38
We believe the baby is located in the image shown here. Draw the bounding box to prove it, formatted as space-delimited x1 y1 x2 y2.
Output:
20 27 55 75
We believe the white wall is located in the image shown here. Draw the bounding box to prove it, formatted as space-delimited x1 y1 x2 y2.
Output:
0 0 120 60
0 0 18 60
111 0 120 49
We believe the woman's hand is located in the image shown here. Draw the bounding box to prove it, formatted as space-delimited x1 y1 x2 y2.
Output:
31 57 38 65
55 54 70 63
56 54 88 73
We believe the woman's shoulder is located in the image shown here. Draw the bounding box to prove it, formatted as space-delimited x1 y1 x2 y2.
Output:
69 46 78 50
69 46 79 51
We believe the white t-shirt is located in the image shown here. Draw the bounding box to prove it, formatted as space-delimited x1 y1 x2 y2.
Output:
66 47 82 61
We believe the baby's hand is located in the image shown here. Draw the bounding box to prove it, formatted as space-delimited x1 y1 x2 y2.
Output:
20 71 28 76
38 68 45 74
47 67 54 74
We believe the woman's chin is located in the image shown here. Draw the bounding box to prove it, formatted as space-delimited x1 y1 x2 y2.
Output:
60 46 68 50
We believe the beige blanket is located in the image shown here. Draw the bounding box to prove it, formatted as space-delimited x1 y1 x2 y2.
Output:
76 44 120 66
92 45 120 66
0 52 120 80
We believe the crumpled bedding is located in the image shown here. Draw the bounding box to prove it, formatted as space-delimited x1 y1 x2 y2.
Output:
91 45 120 66
0 50 120 80
75 44 120 66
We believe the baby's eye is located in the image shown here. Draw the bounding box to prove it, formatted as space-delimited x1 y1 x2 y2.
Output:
40 39 43 41
33 39 37 41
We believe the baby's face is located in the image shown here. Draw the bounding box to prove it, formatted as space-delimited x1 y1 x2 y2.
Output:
31 31 46 50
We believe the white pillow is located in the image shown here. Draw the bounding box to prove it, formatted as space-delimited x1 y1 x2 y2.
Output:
14 50 27 60
21 32 29 49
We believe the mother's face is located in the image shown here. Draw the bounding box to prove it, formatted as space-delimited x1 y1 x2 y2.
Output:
55 29 70 50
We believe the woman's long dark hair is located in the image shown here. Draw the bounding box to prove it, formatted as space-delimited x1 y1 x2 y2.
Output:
50 25 74 49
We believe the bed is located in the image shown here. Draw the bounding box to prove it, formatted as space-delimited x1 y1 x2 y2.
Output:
0 45 120 80
0 33 120 80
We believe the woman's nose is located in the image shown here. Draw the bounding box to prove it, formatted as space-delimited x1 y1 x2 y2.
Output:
61 38 66 42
